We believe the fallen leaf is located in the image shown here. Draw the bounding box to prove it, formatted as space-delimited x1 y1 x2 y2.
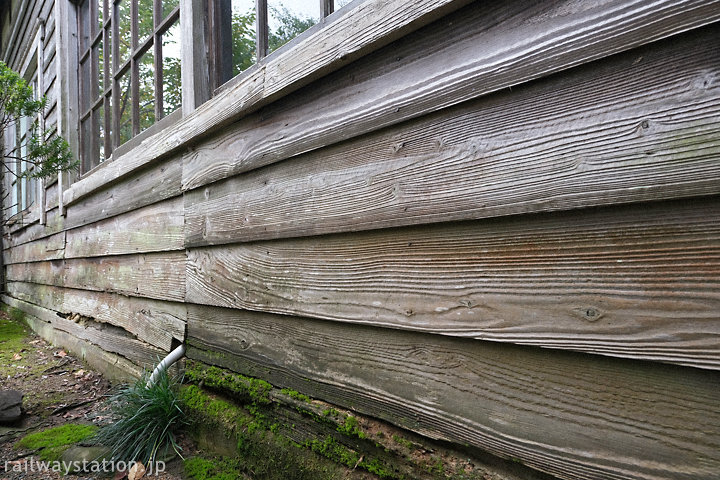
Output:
114 467 128 480
128 462 146 480
74 369 85 377
12 353 22 360
55 350 67 358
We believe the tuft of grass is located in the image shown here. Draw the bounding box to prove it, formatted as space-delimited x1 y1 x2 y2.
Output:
17 424 98 461
94 368 189 463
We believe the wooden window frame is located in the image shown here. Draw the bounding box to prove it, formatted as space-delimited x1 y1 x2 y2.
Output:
209 0 336 90
77 0 181 175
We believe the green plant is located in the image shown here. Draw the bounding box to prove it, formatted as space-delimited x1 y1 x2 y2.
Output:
0 61 77 180
17 424 98 461
94 368 188 463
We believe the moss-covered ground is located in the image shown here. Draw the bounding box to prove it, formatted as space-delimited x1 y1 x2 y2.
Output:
16 423 98 461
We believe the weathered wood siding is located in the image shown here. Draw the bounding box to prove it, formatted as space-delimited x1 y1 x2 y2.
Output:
2 1 719 479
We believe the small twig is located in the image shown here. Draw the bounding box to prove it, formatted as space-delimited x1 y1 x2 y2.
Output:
50 398 95 415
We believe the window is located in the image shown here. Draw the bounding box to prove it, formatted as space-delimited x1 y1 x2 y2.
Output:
211 0 347 89
77 0 181 174
3 67 38 218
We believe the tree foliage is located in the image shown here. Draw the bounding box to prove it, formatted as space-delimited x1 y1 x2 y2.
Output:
0 61 76 180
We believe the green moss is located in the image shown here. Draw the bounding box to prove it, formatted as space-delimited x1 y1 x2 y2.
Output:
179 385 255 434
17 424 98 461
184 457 244 480
392 434 415 450
307 436 402 480
0 312 29 375
281 388 311 403
337 415 366 440
185 360 272 405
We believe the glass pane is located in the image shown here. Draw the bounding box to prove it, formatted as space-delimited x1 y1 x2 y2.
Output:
118 71 132 145
94 38 104 97
97 0 104 31
106 94 113 156
105 26 112 77
138 0 154 41
20 171 26 211
268 0 318 53
80 116 93 172
138 50 155 131
95 104 105 163
28 175 36 208
162 0 179 19
80 58 92 112
161 20 181 116
117 0 132 66
231 0 256 77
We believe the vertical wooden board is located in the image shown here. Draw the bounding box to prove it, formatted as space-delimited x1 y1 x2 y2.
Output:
3 231 65 264
64 196 185 258
63 156 182 231
185 23 720 246
187 305 720 480
6 253 186 302
186 198 720 370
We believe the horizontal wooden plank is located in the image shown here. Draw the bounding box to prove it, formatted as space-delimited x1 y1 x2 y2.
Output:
6 252 186 302
6 281 185 351
181 0 720 191
4 205 65 249
61 0 474 207
3 231 65 264
48 313 165 369
185 23 720 246
63 156 182 231
2 295 143 381
187 197 720 370
187 304 720 480
64 196 184 258
63 0 720 206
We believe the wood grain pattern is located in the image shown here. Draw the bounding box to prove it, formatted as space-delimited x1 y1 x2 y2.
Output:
63 156 182 232
185 24 720 246
61 0 473 208
6 281 185 351
62 0 720 206
3 206 64 250
3 231 66 265
6 253 186 302
187 304 720 480
2 295 144 381
64 196 184 258
187 197 720 369
181 0 720 191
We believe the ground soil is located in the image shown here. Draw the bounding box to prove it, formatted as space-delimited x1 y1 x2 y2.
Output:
0 310 191 479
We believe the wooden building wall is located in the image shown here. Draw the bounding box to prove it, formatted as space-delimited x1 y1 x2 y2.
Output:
2 0 720 478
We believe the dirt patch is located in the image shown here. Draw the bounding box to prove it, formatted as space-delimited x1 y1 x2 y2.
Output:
0 309 189 479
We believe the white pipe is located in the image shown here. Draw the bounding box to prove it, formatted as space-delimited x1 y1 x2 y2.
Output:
147 344 186 388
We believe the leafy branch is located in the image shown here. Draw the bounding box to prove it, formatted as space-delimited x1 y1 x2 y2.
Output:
0 61 78 180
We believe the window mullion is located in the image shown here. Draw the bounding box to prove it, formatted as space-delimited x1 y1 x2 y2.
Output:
103 0 111 160
256 0 268 60
154 0 163 120
321 0 334 17
131 0 140 136
112 0 120 148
